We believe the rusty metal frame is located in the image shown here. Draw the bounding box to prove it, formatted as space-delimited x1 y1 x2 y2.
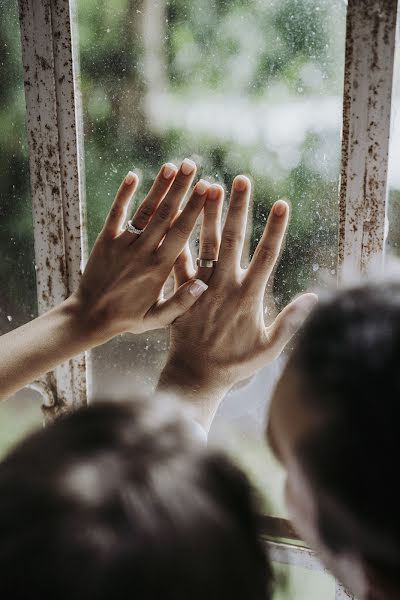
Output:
266 541 355 599
18 0 89 416
338 0 398 279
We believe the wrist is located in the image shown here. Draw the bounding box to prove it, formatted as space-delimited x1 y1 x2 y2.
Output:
158 357 230 432
61 294 113 347
159 356 227 396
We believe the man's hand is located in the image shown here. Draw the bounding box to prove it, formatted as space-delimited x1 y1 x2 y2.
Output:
158 175 317 431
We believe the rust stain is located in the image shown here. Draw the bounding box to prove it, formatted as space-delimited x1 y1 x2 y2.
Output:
338 0 397 277
18 0 97 410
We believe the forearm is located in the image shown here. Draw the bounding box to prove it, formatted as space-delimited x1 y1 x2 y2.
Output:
0 295 104 401
157 359 229 433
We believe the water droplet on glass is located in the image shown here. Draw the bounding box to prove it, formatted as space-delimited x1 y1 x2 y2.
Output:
7 315 12 322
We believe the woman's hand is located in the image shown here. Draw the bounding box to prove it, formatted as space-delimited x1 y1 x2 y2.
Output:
158 176 317 430
72 159 210 342
0 159 210 401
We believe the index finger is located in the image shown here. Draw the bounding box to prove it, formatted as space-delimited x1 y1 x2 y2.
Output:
244 200 289 297
102 171 139 238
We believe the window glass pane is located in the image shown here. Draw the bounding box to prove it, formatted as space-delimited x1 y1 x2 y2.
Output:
76 0 346 519
0 0 42 452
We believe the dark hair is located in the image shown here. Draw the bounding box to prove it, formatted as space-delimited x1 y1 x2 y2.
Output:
290 282 400 580
0 397 271 600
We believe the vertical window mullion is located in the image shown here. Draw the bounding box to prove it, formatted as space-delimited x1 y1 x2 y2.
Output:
18 0 88 418
338 0 398 279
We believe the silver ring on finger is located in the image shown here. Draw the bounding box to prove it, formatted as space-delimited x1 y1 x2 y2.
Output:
126 220 144 235
196 258 218 268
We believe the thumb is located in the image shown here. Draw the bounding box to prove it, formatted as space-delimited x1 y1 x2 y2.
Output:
266 293 318 358
147 279 208 327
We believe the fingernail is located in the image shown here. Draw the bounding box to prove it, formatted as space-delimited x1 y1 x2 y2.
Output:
208 185 221 200
125 171 136 185
234 175 249 192
181 158 196 176
189 279 208 297
195 179 209 196
274 200 288 217
163 163 177 179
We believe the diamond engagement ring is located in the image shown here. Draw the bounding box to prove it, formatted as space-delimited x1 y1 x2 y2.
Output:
196 258 218 268
126 220 144 235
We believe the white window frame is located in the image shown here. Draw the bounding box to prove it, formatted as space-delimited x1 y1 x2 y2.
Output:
338 0 398 280
18 0 89 418
17 0 399 596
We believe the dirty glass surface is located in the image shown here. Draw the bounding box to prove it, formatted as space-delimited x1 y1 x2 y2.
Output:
77 0 346 525
0 0 42 455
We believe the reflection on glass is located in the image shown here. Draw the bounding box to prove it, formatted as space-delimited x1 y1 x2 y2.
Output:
76 0 346 525
0 1 41 449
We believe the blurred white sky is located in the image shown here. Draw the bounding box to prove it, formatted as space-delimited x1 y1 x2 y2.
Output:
148 92 400 190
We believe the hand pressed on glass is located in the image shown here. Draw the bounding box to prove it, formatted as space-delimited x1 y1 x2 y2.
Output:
0 159 210 401
74 158 211 338
159 175 318 431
